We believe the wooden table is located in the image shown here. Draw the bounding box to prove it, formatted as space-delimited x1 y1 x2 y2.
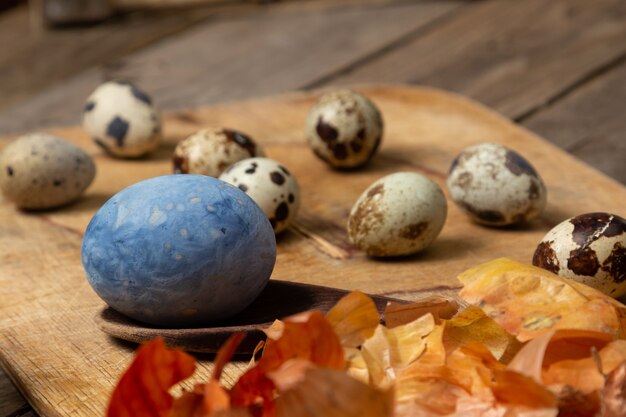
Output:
1 1 625 416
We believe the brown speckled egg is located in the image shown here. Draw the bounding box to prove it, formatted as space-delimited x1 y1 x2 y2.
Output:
348 172 447 257
173 128 264 177
533 212 626 298
447 143 546 226
219 157 300 234
83 80 161 158
0 133 96 209
305 90 383 169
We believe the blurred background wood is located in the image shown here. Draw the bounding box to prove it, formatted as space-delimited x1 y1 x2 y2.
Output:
1 0 625 415
34 0 274 26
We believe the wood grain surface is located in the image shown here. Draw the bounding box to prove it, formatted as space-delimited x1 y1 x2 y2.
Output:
0 5 216 111
522 59 626 183
328 0 626 120
1 85 625 417
3 0 420 112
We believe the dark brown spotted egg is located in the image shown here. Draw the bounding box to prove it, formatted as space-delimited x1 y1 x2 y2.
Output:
82 81 161 158
305 89 383 169
219 157 300 234
173 128 264 178
0 133 95 209
348 172 447 257
447 143 546 226
533 213 626 298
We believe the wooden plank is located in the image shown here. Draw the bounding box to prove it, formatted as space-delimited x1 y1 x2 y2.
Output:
2 0 410 111
323 0 626 120
104 2 460 108
522 60 626 184
0 368 29 417
1 85 625 417
0 0 461 134
0 5 217 111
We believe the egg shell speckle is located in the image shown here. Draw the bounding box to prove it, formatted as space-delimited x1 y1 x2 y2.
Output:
81 174 276 326
219 157 300 234
348 172 447 257
447 143 546 226
533 212 626 297
0 133 95 209
305 89 383 169
83 81 161 158
173 128 264 177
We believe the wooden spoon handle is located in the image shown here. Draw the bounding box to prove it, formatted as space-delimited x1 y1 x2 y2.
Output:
95 280 408 353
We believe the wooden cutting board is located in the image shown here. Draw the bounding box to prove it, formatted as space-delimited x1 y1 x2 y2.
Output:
1 85 625 417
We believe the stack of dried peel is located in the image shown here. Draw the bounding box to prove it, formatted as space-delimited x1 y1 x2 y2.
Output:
108 259 626 417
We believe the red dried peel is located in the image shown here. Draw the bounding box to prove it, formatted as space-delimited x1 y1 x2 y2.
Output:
108 337 196 417
230 311 345 417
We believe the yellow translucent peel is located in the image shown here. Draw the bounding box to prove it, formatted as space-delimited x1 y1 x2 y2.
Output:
458 258 626 341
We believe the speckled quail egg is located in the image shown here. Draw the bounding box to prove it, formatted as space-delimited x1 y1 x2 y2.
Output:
219 157 300 234
173 128 265 178
82 80 161 158
348 172 447 257
82 174 276 326
0 133 95 209
305 89 383 169
447 143 546 226
533 212 626 298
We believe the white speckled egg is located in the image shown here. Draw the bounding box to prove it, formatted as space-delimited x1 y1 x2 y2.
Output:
173 128 264 177
348 172 447 257
305 89 383 169
447 143 546 226
0 133 96 209
220 157 300 234
533 212 626 298
82 80 161 158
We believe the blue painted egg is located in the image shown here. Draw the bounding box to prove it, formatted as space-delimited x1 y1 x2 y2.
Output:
81 174 276 327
